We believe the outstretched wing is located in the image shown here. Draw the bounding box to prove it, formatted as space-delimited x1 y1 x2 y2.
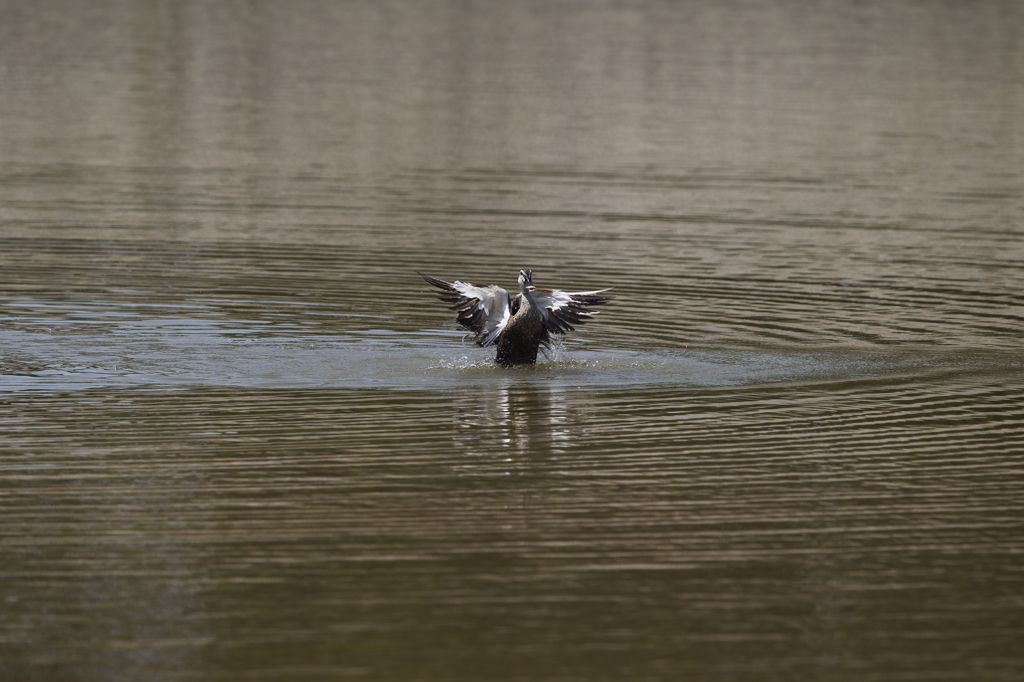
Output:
530 287 614 335
419 273 512 346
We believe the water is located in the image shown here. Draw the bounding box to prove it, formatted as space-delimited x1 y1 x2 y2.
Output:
2 1 1023 680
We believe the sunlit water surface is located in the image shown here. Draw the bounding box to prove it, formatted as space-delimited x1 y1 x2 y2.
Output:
2 2 1023 681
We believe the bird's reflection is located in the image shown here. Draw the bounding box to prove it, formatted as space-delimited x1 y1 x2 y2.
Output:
451 377 575 460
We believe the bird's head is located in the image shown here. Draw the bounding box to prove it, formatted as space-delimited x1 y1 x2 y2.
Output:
518 269 535 293
512 266 536 292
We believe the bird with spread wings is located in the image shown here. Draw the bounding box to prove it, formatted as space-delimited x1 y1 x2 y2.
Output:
420 269 614 366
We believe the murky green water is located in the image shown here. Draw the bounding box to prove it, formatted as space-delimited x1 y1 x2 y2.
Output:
2 1 1023 680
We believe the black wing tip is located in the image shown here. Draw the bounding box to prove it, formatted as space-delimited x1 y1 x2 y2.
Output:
573 291 615 305
418 272 456 291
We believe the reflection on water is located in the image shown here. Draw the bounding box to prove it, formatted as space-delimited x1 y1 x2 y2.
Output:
451 381 576 458
2 1 1024 680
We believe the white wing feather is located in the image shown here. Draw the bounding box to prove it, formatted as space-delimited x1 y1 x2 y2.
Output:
452 281 512 346
530 288 614 333
420 274 512 347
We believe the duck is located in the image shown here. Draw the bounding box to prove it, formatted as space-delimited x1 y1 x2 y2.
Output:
420 269 614 367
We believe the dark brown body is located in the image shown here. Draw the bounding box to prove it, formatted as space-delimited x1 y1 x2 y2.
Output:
495 304 546 367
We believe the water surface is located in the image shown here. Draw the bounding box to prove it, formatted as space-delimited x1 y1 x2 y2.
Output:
2 1 1023 680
